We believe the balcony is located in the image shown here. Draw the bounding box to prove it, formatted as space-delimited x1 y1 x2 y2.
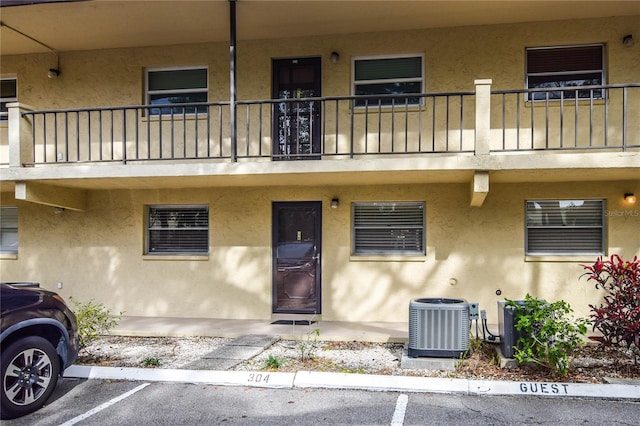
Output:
5 82 639 168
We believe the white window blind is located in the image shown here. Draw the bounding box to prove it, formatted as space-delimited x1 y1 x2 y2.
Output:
0 206 18 253
146 205 209 254
1 78 17 121
352 202 425 255
145 67 208 115
525 200 605 255
353 55 423 106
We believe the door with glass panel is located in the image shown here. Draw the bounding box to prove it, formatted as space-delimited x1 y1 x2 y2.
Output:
272 58 321 160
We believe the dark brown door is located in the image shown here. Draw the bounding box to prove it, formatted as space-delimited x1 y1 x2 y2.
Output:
272 202 321 314
272 57 321 160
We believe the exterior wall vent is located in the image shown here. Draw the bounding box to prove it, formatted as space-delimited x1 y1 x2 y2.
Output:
408 298 470 358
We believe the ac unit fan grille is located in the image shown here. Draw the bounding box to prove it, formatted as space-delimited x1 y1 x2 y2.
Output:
408 298 470 358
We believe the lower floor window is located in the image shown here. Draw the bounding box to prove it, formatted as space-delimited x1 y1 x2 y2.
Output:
525 199 605 255
0 206 18 254
146 205 209 254
352 201 425 255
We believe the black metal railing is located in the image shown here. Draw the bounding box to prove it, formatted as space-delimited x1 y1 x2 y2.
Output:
491 84 640 152
15 84 640 165
20 92 476 164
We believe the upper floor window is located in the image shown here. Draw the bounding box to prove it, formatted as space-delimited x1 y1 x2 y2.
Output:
145 67 208 115
0 206 18 254
352 201 425 255
352 54 423 107
0 78 17 122
526 44 605 101
146 205 209 255
525 199 605 256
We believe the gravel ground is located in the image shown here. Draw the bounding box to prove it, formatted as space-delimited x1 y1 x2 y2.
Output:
77 335 640 383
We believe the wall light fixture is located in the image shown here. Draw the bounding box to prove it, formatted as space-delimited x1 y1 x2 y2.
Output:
331 198 339 209
624 193 637 204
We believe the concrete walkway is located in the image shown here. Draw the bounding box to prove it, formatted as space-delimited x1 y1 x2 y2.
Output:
113 316 409 342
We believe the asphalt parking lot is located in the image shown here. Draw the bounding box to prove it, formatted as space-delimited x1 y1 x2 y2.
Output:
5 377 640 425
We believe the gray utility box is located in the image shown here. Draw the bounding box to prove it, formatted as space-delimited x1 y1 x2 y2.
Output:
408 298 470 358
497 300 525 359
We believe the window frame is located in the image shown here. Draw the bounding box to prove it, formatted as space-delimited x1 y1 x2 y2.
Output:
144 66 208 116
352 201 426 256
524 199 606 256
351 54 424 108
525 44 606 101
0 206 18 254
0 77 17 122
145 204 209 255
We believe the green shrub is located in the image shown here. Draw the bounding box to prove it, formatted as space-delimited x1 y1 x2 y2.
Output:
142 357 160 367
506 294 588 375
264 354 282 369
70 297 123 350
580 255 640 362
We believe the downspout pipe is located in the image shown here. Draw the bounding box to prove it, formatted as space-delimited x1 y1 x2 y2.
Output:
229 0 237 162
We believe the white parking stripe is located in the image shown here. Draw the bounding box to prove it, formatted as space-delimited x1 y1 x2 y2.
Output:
390 393 408 426
58 382 151 426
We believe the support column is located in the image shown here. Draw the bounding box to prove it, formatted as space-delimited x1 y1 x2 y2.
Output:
474 79 492 156
229 0 237 162
470 171 489 207
8 103 34 167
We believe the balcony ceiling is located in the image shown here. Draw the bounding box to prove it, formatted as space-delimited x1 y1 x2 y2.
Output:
1 0 639 55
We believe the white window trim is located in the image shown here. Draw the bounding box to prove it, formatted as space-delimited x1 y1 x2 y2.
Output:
524 198 606 257
144 66 208 116
145 204 209 256
0 206 18 255
0 76 18 122
351 201 426 256
525 44 606 102
351 53 425 108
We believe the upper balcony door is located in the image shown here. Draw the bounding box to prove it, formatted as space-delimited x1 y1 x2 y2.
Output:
272 57 321 160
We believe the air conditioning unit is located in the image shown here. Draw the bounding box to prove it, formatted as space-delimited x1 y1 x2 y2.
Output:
497 300 526 359
408 298 470 358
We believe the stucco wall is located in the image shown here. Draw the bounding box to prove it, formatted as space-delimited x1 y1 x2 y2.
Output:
1 181 638 323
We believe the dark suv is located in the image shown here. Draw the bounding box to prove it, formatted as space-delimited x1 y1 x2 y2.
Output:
0 283 79 419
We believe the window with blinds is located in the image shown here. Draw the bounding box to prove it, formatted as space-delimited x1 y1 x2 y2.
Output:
353 55 423 107
525 199 605 255
146 205 209 254
145 67 208 115
352 202 425 255
0 206 18 254
1 78 17 121
526 44 605 100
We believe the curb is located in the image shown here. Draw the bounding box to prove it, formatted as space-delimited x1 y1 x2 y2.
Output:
63 366 640 400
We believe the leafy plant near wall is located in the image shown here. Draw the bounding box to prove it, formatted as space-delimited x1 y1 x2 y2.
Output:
580 254 640 363
70 297 123 351
506 294 588 375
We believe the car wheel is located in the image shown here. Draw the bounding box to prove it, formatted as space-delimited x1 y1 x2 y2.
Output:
1 336 60 420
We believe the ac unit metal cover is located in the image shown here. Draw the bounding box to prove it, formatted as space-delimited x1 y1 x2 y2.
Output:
408 298 470 358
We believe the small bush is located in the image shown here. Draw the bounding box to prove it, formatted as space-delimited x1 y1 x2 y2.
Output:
264 354 282 369
507 294 588 375
70 297 123 350
580 254 640 361
142 357 160 367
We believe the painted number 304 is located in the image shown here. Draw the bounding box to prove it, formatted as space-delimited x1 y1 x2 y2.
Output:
247 373 270 383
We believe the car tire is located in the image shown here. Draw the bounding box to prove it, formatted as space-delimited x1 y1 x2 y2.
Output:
1 336 60 420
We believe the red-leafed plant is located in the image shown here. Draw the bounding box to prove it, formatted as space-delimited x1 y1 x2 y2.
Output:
580 255 640 363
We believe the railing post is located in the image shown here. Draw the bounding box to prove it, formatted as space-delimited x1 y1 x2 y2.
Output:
474 79 492 156
229 0 237 162
8 103 34 167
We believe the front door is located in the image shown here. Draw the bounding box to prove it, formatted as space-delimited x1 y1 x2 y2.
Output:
272 202 321 314
272 57 321 160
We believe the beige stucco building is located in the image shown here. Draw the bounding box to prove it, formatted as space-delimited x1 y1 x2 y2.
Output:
1 1 638 327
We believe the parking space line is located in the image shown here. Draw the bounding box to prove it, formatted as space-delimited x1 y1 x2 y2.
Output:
390 393 408 426
58 382 151 426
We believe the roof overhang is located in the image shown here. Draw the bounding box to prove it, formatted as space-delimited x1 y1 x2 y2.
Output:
2 0 639 55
